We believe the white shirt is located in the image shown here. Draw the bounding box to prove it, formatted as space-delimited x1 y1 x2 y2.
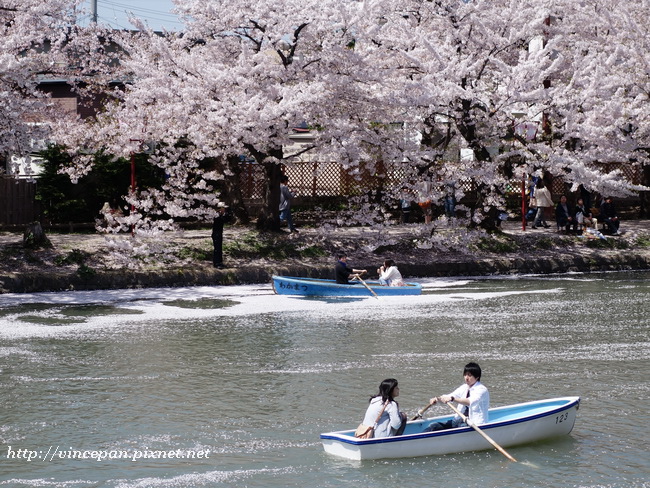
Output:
448 381 490 425
379 266 404 286
534 187 553 208
362 397 402 438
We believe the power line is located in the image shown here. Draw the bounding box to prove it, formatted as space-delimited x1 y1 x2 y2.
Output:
78 12 130 29
96 14 131 31
91 0 184 29
98 0 182 21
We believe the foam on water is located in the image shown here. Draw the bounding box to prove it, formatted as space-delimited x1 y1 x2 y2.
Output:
113 467 300 488
0 480 95 488
1 467 300 488
0 280 566 339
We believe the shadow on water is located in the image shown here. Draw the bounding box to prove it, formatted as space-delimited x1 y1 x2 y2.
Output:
295 296 369 305
161 298 239 309
59 304 144 317
0 303 53 317
12 304 145 326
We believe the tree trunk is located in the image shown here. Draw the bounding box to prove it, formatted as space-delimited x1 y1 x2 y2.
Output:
23 221 52 248
640 165 650 218
224 155 250 224
467 184 499 232
247 146 284 232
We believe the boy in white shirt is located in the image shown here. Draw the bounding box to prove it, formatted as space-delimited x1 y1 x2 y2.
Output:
425 362 490 431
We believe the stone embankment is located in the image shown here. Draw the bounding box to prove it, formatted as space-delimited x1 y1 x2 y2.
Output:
1 220 649 293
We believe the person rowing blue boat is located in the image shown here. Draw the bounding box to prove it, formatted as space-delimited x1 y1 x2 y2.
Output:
335 253 367 284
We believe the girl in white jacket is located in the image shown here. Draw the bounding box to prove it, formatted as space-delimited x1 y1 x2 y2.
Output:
377 259 405 286
532 181 553 229
361 378 406 438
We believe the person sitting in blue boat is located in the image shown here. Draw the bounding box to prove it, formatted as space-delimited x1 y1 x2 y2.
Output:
335 253 367 284
425 362 489 431
377 259 405 286
361 378 407 438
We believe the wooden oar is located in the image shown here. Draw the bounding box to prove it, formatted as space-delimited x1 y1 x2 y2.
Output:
411 400 436 420
445 401 517 462
352 274 379 299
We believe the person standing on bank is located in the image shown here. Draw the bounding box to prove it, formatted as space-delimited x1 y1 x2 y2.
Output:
212 202 231 269
425 362 490 431
335 253 367 284
532 180 553 229
279 174 298 233
361 378 407 438
399 187 412 224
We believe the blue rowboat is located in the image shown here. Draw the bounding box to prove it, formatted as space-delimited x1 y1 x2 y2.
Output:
272 276 422 297
320 396 580 460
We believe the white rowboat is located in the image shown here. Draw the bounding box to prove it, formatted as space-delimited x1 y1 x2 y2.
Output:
320 396 580 460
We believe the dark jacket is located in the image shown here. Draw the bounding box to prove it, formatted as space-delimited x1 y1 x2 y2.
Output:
335 260 354 284
574 203 591 219
279 184 294 212
555 202 575 226
211 209 232 237
599 200 618 220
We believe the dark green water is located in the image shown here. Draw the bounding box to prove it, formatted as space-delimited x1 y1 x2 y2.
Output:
0 272 648 487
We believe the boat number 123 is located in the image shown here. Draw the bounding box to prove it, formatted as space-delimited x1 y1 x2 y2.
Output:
555 412 570 424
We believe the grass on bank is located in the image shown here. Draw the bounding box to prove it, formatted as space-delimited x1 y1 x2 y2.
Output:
635 235 650 248
472 230 641 255
585 237 630 249
223 231 327 260
3 224 648 277
473 235 520 253
175 231 329 264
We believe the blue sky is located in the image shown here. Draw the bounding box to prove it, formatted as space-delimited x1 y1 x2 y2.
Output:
82 0 183 30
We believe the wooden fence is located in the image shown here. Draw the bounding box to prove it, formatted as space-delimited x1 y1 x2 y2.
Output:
0 177 37 226
241 161 643 201
1 162 642 226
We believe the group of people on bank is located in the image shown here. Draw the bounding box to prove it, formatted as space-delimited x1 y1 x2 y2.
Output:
359 362 488 439
529 180 622 235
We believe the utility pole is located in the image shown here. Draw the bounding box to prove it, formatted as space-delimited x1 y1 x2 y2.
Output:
91 0 97 23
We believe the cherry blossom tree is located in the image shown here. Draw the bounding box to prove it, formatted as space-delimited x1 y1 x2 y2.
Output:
358 0 649 226
0 0 81 172
57 0 399 233
54 0 649 233
541 0 650 214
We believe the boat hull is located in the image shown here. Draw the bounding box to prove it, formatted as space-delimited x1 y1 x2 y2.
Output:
272 276 422 297
320 396 580 460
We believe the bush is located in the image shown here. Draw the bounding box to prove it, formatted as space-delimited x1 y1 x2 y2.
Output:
534 237 555 250
224 232 327 260
475 236 519 253
55 249 89 266
36 146 166 224
636 236 650 248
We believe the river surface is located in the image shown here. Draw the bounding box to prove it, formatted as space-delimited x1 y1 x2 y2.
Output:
0 272 648 488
